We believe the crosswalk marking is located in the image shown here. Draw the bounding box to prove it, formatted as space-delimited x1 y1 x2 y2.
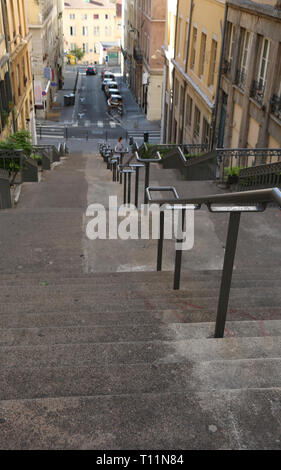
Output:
97 121 104 128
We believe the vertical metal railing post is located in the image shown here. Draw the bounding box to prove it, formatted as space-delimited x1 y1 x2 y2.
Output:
128 172 131 204
123 172 127 204
157 210 165 271
214 211 241 338
144 162 150 204
119 153 123 184
135 166 140 208
173 208 186 290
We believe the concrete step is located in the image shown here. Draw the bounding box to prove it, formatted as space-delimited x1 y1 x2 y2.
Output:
1 280 281 298
1 306 280 329
0 388 280 449
1 335 280 369
1 320 281 347
0 268 280 283
0 292 280 315
1 357 281 401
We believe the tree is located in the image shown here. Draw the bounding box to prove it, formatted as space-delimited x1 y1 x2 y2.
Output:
70 48 85 62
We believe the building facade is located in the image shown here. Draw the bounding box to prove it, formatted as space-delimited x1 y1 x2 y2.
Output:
63 0 122 66
165 0 226 146
161 0 178 143
0 0 35 141
122 0 165 121
26 0 64 120
216 0 281 149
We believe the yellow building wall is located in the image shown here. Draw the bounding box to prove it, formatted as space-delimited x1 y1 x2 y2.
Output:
64 7 120 64
175 0 226 144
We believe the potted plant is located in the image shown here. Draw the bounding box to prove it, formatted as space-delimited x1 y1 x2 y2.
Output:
224 166 242 186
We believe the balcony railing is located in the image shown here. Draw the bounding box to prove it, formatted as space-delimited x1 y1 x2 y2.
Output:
235 69 246 90
270 94 281 121
250 80 265 105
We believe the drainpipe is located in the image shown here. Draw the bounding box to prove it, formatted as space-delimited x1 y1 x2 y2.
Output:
168 0 180 143
211 2 229 150
1 0 16 132
180 0 194 144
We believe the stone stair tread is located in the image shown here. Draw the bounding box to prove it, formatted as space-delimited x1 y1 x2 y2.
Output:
1 335 280 369
1 357 281 401
1 307 280 329
1 320 281 346
0 388 280 449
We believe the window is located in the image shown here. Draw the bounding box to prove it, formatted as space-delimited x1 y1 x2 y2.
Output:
81 14 87 20
70 26 76 36
105 14 110 20
69 14 75 20
70 43 76 51
185 95 193 126
258 37 270 88
93 14 99 20
105 26 112 36
93 26 100 36
174 78 179 107
193 106 201 138
199 33 207 78
202 118 210 146
227 24 236 65
177 18 182 57
82 43 88 54
82 26 88 36
208 39 217 87
190 27 197 70
240 30 251 78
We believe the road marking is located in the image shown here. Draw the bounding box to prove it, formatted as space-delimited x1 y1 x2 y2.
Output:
109 121 116 128
97 121 104 127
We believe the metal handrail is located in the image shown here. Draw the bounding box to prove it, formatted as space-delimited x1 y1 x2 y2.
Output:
146 186 281 339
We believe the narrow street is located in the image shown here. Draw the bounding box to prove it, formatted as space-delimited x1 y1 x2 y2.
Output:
36 65 161 143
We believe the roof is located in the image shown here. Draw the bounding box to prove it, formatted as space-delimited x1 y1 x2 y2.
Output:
64 0 116 9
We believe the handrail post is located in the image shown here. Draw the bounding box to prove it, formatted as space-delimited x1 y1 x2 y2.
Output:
157 210 165 271
135 166 139 208
174 208 186 290
214 211 241 338
144 162 150 204
123 172 127 204
128 171 131 204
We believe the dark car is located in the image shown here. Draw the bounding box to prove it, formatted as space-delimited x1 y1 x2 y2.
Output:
108 94 123 107
102 77 115 91
105 81 119 97
86 66 97 75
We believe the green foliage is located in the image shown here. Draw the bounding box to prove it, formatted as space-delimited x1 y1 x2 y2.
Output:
224 166 243 177
184 152 204 159
0 130 33 157
0 130 36 179
70 48 85 62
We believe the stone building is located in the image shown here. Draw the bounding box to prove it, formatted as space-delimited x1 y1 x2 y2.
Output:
165 0 226 146
216 0 281 149
63 0 122 66
0 0 35 140
122 0 165 121
26 0 64 120
161 0 178 142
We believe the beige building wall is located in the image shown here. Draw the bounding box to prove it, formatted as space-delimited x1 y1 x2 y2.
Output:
218 0 281 149
26 0 63 120
63 0 121 65
171 0 226 145
0 0 35 140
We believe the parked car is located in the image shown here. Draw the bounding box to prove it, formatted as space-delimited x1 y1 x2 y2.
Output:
107 88 121 99
102 77 115 91
102 70 115 80
108 94 123 108
86 66 97 75
105 81 119 97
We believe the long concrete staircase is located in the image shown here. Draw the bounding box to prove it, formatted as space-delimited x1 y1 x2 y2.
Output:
0 147 280 449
